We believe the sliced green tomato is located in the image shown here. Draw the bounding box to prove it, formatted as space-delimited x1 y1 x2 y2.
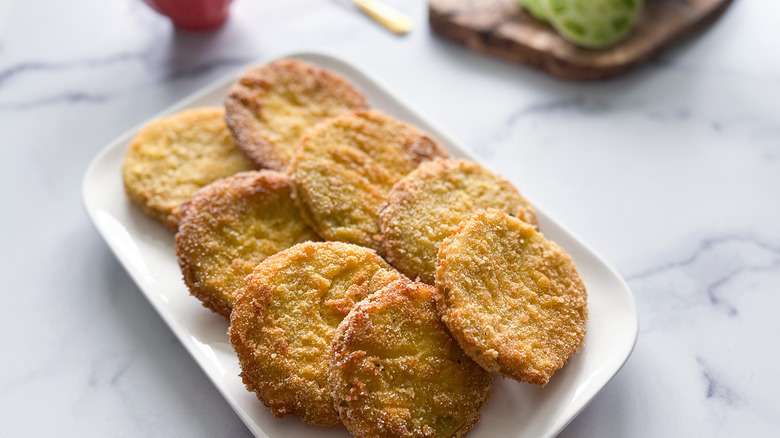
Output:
542 0 644 49
518 0 549 22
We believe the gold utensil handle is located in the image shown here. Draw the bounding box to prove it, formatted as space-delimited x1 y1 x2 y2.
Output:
351 0 413 35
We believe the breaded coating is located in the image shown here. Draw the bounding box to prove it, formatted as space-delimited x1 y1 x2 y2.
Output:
122 107 256 231
290 111 447 251
175 171 320 318
228 242 405 426
225 59 368 171
435 209 587 387
329 279 492 438
379 159 538 284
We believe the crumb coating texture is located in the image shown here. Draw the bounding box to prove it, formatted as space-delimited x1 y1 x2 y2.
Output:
380 159 538 284
176 171 320 318
225 59 368 171
436 209 587 386
290 110 447 251
229 241 404 425
122 107 256 230
330 279 492 438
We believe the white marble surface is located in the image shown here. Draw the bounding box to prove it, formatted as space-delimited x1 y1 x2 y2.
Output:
1 0 779 436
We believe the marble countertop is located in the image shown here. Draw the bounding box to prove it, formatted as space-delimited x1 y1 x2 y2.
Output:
1 0 778 436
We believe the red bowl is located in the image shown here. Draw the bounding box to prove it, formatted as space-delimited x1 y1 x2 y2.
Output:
142 0 233 31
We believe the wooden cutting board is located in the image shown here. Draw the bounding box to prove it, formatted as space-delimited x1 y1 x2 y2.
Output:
429 0 735 80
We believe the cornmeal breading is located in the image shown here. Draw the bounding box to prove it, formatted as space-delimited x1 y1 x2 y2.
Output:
329 279 492 438
120 59 593 437
225 59 368 171
289 110 447 251
436 209 587 386
228 241 404 426
122 107 256 230
175 171 319 318
379 159 538 284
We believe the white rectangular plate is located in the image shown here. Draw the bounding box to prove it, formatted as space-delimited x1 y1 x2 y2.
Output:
83 51 638 438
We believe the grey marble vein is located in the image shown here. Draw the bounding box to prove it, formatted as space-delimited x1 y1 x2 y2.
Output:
0 52 149 86
627 235 780 282
472 96 612 156
626 235 780 335
0 91 110 110
0 56 249 111
697 357 740 406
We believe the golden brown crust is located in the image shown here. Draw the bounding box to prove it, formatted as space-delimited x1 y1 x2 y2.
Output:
289 110 448 251
329 279 492 438
175 171 320 318
122 107 256 231
228 241 404 426
379 158 538 284
435 209 588 387
224 59 368 171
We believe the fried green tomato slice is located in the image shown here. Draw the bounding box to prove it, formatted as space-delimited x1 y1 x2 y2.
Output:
175 171 320 318
329 279 492 438
542 0 644 49
379 159 538 285
229 241 405 426
436 209 587 386
122 107 256 230
289 110 448 251
225 59 368 171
